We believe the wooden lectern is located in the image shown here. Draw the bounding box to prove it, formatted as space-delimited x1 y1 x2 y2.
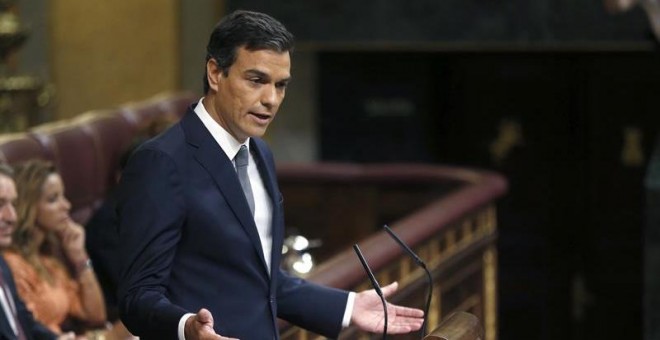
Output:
424 312 483 340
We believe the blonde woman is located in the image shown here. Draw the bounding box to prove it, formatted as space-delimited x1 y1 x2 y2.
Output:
4 160 106 336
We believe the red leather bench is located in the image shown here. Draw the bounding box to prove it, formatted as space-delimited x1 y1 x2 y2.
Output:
0 91 197 224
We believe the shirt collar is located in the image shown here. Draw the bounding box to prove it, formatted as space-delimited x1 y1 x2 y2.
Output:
193 97 250 160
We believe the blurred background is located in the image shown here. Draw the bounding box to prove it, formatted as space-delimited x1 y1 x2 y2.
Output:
4 0 660 339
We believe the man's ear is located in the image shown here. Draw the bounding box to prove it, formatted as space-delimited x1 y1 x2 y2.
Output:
206 59 223 92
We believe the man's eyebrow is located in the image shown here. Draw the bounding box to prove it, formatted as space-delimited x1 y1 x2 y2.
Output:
244 69 291 83
244 69 270 79
277 76 292 84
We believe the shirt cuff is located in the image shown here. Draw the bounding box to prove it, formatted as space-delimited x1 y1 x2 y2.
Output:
342 292 356 328
178 313 195 340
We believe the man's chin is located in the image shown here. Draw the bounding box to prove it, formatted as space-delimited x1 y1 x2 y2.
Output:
247 123 270 137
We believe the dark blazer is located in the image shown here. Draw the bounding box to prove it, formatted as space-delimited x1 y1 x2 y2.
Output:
85 190 121 321
117 106 348 340
0 256 56 340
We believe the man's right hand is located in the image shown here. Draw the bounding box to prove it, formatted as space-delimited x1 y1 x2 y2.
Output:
184 308 239 340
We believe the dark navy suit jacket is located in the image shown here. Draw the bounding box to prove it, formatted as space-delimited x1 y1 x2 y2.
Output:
85 189 121 322
117 106 348 339
0 256 55 340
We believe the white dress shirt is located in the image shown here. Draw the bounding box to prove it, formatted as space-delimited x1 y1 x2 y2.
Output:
0 278 20 337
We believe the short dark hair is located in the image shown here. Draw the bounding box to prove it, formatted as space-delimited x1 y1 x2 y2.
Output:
0 163 13 179
203 10 294 94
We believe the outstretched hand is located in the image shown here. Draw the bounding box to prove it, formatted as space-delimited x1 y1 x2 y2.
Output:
185 308 239 340
351 282 424 334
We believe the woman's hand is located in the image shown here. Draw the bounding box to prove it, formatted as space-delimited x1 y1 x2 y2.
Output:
59 220 90 271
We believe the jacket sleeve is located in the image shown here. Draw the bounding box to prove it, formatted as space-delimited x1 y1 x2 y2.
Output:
18 300 57 340
275 268 349 338
1 259 57 340
253 137 350 338
116 147 188 340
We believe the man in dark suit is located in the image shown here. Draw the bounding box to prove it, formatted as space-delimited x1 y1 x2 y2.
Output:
0 164 69 340
116 10 423 340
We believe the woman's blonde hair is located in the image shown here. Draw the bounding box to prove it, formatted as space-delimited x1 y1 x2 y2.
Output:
12 159 62 282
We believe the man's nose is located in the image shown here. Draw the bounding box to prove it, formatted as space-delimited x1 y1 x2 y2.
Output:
0 204 17 224
260 85 279 108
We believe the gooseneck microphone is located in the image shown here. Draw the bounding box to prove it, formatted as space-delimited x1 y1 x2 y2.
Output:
353 244 387 340
383 224 432 339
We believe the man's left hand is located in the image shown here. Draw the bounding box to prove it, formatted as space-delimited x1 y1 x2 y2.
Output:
350 281 424 334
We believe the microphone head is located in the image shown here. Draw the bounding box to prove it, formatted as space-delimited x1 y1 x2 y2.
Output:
383 225 426 268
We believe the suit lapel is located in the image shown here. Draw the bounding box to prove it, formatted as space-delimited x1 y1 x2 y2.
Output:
180 109 268 273
250 139 283 279
0 303 15 340
0 263 18 340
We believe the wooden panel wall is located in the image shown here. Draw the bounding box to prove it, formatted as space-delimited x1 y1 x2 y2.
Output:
50 0 180 119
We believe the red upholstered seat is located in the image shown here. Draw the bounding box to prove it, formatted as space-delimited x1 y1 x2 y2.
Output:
29 121 101 223
73 110 135 199
0 91 198 224
154 91 197 120
118 91 196 135
0 133 48 164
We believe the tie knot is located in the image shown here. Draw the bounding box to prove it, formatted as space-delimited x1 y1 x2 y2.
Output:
235 145 249 168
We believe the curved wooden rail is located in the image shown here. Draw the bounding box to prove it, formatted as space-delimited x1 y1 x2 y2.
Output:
424 312 483 340
277 162 506 288
276 162 507 340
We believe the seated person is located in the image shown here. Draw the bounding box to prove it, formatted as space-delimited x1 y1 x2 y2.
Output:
0 163 74 340
4 160 106 336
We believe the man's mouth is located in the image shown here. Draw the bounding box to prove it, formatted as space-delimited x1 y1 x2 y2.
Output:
0 224 12 234
250 112 271 121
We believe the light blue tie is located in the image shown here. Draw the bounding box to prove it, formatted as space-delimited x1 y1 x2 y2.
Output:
235 145 255 215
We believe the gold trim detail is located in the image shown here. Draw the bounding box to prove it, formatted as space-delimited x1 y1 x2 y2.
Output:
483 246 497 340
